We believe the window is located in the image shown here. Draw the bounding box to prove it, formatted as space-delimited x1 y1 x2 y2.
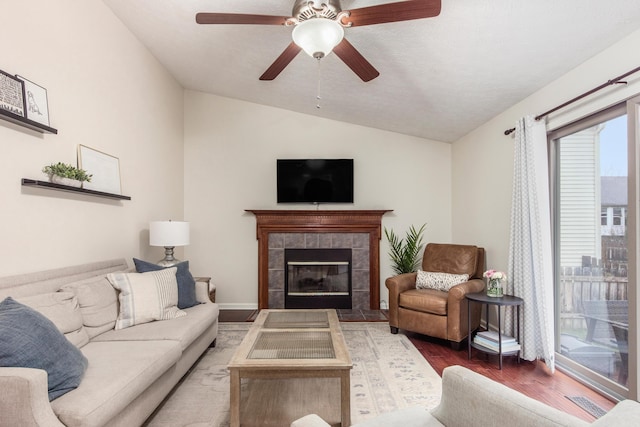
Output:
613 207 622 226
550 101 634 400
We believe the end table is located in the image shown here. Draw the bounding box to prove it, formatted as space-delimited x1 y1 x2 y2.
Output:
467 292 524 369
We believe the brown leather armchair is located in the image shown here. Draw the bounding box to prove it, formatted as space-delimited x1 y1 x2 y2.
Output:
385 243 485 349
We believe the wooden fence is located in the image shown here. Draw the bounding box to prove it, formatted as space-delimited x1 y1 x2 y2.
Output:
560 274 628 331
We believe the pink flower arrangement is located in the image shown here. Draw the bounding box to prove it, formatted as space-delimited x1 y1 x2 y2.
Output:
483 270 506 281
484 269 506 297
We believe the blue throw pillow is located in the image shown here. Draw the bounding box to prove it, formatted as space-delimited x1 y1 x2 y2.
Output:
0 297 88 401
133 258 199 309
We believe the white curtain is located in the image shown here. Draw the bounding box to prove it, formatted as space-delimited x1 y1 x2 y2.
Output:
506 115 555 372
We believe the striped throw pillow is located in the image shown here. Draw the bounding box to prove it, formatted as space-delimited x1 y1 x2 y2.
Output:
107 268 186 330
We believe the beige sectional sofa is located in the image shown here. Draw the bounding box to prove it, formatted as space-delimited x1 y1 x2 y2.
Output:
292 365 640 427
0 259 219 427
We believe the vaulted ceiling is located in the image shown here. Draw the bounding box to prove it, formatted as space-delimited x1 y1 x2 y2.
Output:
103 0 640 142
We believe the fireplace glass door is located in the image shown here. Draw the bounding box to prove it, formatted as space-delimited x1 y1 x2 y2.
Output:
285 248 352 309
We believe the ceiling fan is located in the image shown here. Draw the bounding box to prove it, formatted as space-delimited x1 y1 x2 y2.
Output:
196 0 441 82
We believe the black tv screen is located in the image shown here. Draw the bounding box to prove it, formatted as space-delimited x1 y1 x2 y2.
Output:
277 159 354 204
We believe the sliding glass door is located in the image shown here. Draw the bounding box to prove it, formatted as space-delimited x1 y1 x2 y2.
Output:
551 100 636 399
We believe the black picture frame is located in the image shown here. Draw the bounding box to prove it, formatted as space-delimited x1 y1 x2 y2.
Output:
16 75 49 126
0 69 25 117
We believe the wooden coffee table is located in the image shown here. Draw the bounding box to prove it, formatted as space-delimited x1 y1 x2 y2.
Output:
228 309 352 427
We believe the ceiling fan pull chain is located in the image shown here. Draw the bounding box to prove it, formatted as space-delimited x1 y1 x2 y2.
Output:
316 58 322 109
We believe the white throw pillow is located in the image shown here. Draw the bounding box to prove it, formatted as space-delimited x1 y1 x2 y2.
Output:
415 270 470 292
107 267 186 330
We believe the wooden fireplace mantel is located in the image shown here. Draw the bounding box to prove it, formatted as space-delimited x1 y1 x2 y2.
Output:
246 210 392 309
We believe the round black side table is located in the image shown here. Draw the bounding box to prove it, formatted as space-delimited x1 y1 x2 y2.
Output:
466 292 524 369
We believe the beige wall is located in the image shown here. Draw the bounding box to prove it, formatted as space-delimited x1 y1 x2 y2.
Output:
0 0 184 275
183 91 452 308
452 28 640 273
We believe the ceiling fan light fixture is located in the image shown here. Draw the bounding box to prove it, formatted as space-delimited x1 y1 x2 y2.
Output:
292 18 344 59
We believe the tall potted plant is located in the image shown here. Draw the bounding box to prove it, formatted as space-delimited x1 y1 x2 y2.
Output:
384 223 426 275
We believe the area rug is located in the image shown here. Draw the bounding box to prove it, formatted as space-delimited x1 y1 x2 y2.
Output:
144 322 442 426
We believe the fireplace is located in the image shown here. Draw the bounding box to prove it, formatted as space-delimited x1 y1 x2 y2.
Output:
247 210 391 309
285 248 352 309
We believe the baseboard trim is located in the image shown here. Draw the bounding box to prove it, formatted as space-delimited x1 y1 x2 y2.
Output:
217 302 259 310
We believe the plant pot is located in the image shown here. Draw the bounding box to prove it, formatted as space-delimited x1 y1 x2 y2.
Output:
49 175 82 188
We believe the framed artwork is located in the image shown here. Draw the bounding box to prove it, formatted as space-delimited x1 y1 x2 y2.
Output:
78 145 122 195
0 69 25 117
16 75 49 126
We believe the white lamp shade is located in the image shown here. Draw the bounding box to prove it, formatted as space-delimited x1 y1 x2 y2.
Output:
292 18 344 58
149 221 190 247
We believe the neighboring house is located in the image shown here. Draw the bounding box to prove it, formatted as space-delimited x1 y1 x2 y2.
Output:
601 176 627 235
559 125 603 273
601 176 628 277
558 127 628 277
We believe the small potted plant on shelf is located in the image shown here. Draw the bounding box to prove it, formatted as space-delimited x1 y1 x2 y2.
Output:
42 162 92 188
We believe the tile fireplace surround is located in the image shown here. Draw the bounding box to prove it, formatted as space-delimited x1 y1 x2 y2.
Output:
247 210 391 310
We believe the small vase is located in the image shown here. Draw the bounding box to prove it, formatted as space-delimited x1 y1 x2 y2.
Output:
487 279 504 297
49 175 82 188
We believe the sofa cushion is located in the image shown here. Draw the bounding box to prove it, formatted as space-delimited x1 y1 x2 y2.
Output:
133 258 199 309
0 297 88 401
591 400 640 427
400 289 448 316
291 407 443 427
92 302 219 351
16 291 89 348
61 275 119 339
51 340 181 427
107 268 186 330
354 406 443 427
431 365 588 427
415 271 469 292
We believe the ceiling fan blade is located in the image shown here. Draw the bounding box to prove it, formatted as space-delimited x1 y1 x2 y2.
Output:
196 13 290 25
332 39 380 82
341 0 441 27
259 42 303 81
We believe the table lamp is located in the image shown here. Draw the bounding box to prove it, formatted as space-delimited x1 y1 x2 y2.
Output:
149 220 190 266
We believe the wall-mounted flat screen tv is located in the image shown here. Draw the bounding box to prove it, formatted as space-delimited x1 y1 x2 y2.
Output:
277 159 354 204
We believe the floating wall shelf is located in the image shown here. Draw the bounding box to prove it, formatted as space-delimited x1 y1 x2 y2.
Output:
1 109 57 134
21 178 131 200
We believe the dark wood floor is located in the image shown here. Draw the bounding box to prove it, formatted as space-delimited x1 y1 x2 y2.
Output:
405 331 616 422
219 310 616 422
